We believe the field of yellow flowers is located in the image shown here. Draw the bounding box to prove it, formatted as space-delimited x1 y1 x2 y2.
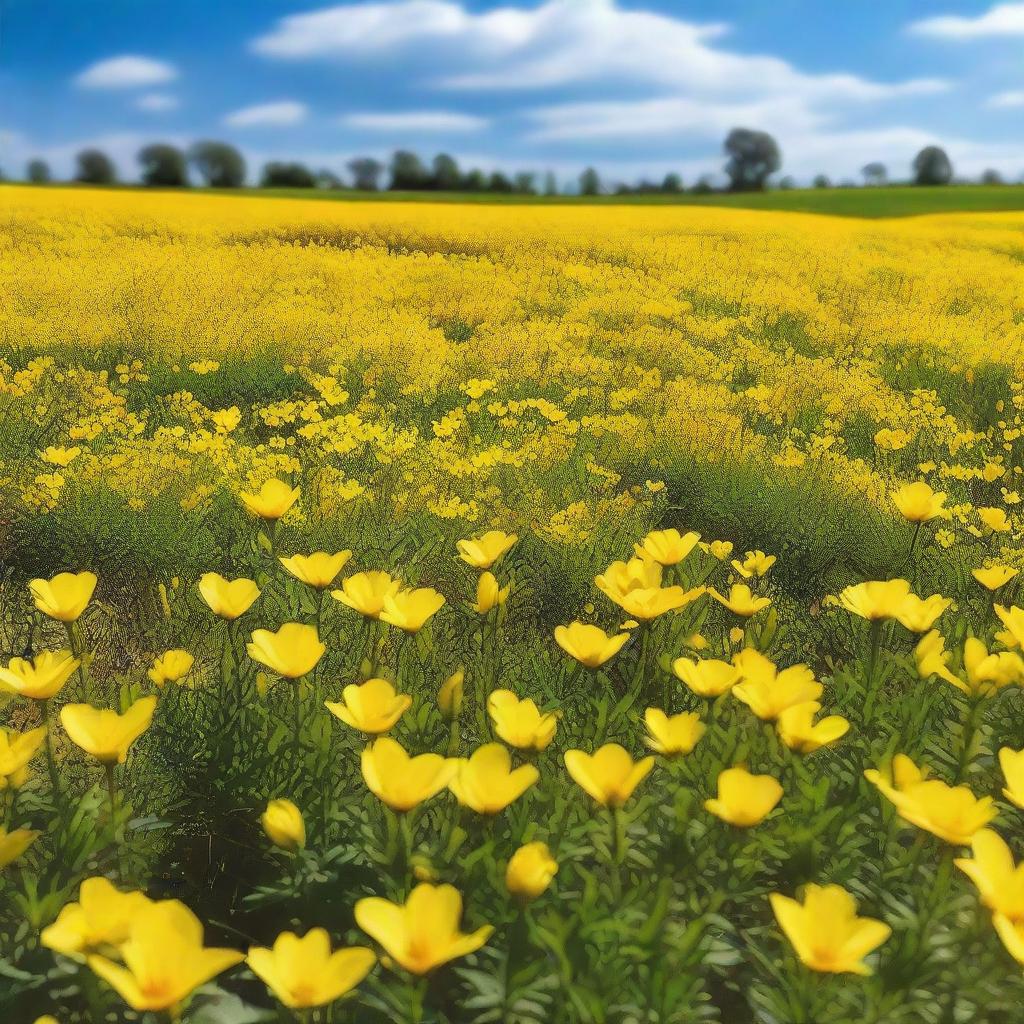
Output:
4 185 1024 1023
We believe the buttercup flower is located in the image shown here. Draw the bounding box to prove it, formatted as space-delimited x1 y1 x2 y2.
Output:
895 593 951 633
595 557 662 605
247 929 375 1009
633 528 701 566
506 842 558 901
41 877 151 959
247 623 325 678
471 571 509 614
361 737 456 812
731 550 777 579
672 657 741 698
0 827 39 869
955 829 1024 920
973 565 1018 591
279 551 352 589
29 571 97 622
147 649 194 688
770 884 890 975
978 507 1011 534
261 798 305 851
553 622 629 668
709 584 771 617
380 587 446 632
198 573 260 620
331 571 402 619
891 481 946 523
457 531 517 569
776 702 849 753
837 579 912 621
325 678 411 734
643 708 705 755
564 744 654 807
1000 747 1024 809
617 584 705 621
448 743 539 814
438 669 464 719
705 767 783 827
731 649 822 721
239 478 300 520
0 726 46 786
0 650 79 700
487 690 557 750
355 883 492 975
61 696 157 764
995 604 1024 648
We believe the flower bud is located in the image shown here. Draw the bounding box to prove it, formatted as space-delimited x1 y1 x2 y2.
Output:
505 841 558 901
261 798 305 851
438 668 465 720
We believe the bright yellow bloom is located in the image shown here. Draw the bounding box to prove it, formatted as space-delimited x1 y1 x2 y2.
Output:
731 550 777 579
963 638 1024 694
147 649 194 688
354 883 492 975
1000 747 1024 809
973 565 1018 591
505 842 558 901
29 571 97 622
731 649 822 721
594 557 662 605
895 593 951 633
0 827 39 869
0 726 46 786
487 690 557 750
769 884 890 975
776 702 849 753
865 754 996 844
41 877 151 959
617 585 705 621
247 929 375 1009
995 604 1024 648
279 551 352 589
837 579 912 621
703 540 734 560
60 696 156 764
994 913 1024 965
0 649 79 700
247 623 325 678
239 478 300 520
261 798 305 851
471 571 509 614
331 570 402 619
564 743 654 807
891 481 947 523
672 657 741 698
955 830 1024 920
449 743 538 814
705 767 783 827
438 669 464 719
87 900 243 1012
643 708 705 755
553 622 629 668
457 530 517 569
978 506 1011 533
34 1017 60 1024
633 528 700 566
914 630 964 690
41 445 81 467
361 737 456 812
709 584 771 617
198 573 260 620
325 678 411 734
380 587 446 632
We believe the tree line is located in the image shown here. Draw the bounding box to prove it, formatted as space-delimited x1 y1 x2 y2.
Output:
14 130 1007 194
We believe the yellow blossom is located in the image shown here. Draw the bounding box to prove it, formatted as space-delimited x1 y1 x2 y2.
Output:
553 622 629 668
361 737 456 812
633 528 700 566
380 587 446 632
0 650 79 700
261 798 305 851
487 690 557 750
147 649 194 688
279 551 352 589
247 623 325 678
564 743 654 807
29 571 97 622
331 570 402 619
239 478 300 520
506 842 558 901
198 573 260 620
643 708 705 755
705 767 783 827
448 743 538 814
672 657 741 698
60 697 157 764
457 530 517 569
325 678 412 734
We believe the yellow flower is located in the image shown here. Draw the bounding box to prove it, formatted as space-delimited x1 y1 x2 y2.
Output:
564 743 654 807
506 842 558 901
769 884 890 975
0 650 79 700
239 478 300 520
438 669 464 719
0 726 46 786
895 593 951 633
731 649 822 721
914 630 964 690
34 1017 60 1024
471 571 509 614
891 481 947 523
731 550 777 579
619 585 705 621
380 587 446 632
279 551 352 589
261 798 305 851
41 445 81 466
864 754 996 844
995 604 1024 648
247 929 375 1009
595 557 662 605
29 571 97 623
449 743 538 814
633 528 701 566
60 696 157 764
837 579 912 621
198 573 261 620
355 883 492 975
325 678 411 734
457 530 517 570
955 830 1024 920
87 900 243 1012
247 623 325 678
487 690 557 750
705 767 783 827
709 584 771 617
994 913 1024 965
703 540 734 560
553 622 629 668
978 506 1011 533
331 571 402 619
361 737 456 812
672 657 741 698
1000 747 1024 809
962 638 1024 695
973 565 1019 591
0 826 39 869
776 702 849 753
41 877 150 959
643 708 705 755
147 649 194 688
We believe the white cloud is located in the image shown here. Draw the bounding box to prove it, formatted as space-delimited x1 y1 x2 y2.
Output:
135 93 179 112
75 55 178 89
909 3 1024 39
341 110 487 132
223 101 308 127
988 90 1024 108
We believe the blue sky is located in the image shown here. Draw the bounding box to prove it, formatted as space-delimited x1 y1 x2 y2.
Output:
6 0 1024 185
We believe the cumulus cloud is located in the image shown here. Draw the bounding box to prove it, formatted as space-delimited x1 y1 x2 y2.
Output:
341 110 487 131
135 93 179 112
909 3 1024 39
223 101 308 127
75 55 178 89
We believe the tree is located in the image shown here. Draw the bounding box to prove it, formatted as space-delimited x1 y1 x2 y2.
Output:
690 175 715 194
861 162 887 186
778 176 796 190
75 149 116 185
488 171 513 193
138 144 188 187
723 128 781 192
579 167 601 196
260 162 317 188
26 159 51 184
661 172 683 194
912 146 952 186
431 153 461 191
316 169 344 190
347 157 383 191
461 168 487 192
543 171 559 196
513 171 537 195
389 150 430 190
981 168 1004 185
812 173 831 189
189 141 246 187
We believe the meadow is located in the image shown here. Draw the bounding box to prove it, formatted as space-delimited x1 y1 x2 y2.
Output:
3 185 1024 1022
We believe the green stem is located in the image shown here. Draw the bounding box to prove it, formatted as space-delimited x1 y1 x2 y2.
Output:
41 699 60 800
862 620 884 721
